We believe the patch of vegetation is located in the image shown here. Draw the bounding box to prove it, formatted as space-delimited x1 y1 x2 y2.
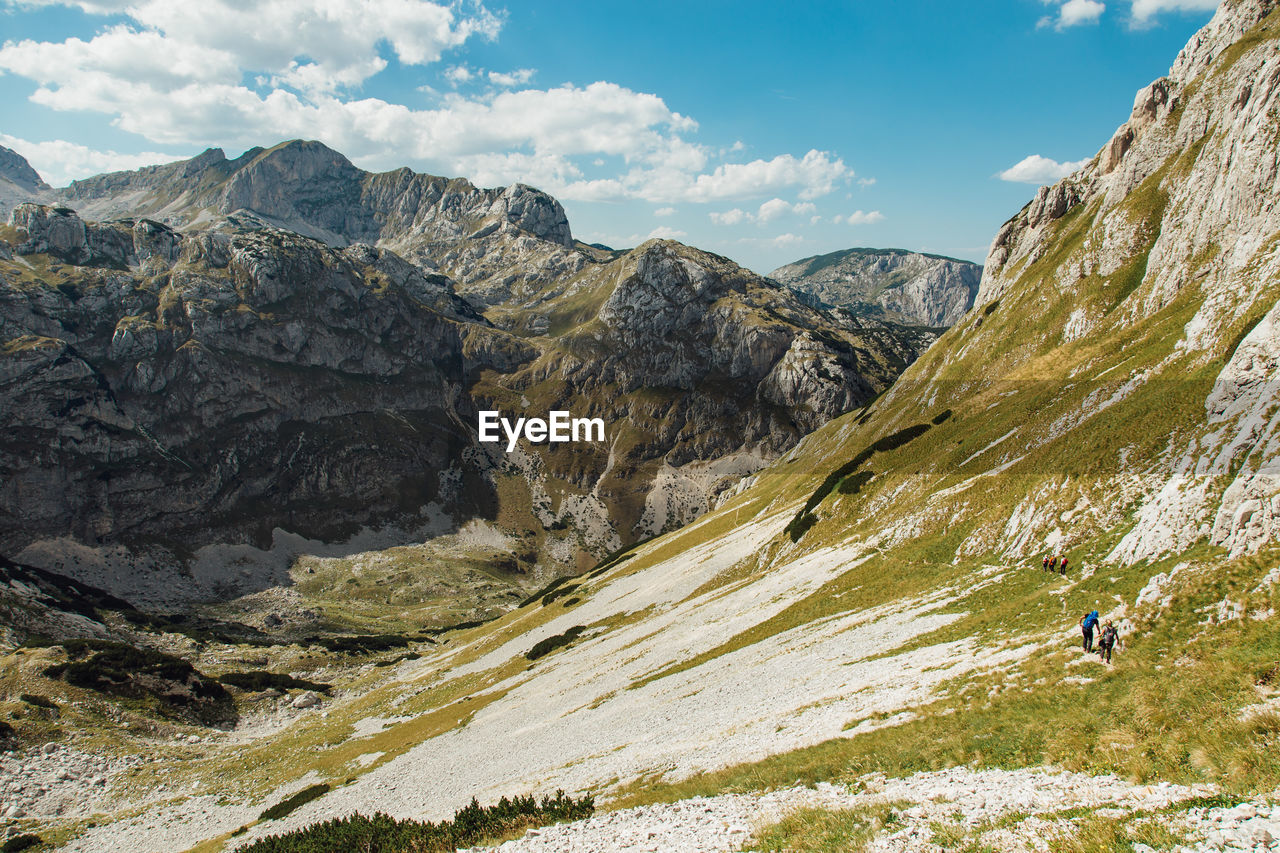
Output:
1047 811 1188 853
312 634 415 654
752 802 903 853
421 617 496 636
785 512 819 543
260 783 331 821
0 720 14 740
525 626 587 661
19 694 57 710
785 422 934 540
217 672 331 694
931 409 953 425
1 835 43 853
983 299 1000 316
837 470 874 496
540 583 580 607
519 576 574 608
240 790 594 853
42 639 232 725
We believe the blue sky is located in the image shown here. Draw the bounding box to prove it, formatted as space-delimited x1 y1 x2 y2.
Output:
0 0 1218 273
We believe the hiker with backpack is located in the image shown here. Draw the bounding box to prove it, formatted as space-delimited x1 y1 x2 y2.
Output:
1097 621 1118 664
1059 556 1069 575
1079 609 1100 653
1043 555 1050 571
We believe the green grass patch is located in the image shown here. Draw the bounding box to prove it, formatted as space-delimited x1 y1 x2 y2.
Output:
752 801 904 853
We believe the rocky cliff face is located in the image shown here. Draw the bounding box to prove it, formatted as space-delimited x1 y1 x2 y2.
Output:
762 0 1280 577
769 248 981 327
0 183 930 608
0 145 51 216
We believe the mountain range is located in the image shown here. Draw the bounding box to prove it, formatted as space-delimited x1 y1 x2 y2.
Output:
0 141 945 614
4 2 1280 850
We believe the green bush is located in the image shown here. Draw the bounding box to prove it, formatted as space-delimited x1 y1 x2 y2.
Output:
41 639 231 725
785 422 933 541
837 471 874 495
260 783 331 821
2 834 43 853
541 584 579 607
19 694 57 710
526 626 586 661
519 576 573 608
240 790 594 853
217 672 331 694
314 635 413 654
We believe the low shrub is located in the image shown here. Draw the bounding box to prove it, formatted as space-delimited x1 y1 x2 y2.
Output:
314 635 413 654
931 409 953 425
541 584 579 607
1 834 43 853
526 626 586 661
41 639 231 725
260 783 331 821
837 471 874 495
217 672 331 694
0 720 15 740
785 512 818 543
240 790 594 853
518 576 572 608
19 694 58 710
785 422 933 541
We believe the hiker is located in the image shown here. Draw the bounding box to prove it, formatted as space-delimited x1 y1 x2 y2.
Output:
1048 555 1058 572
1059 556 1069 575
1079 609 1100 653
1042 555 1050 571
1097 621 1118 664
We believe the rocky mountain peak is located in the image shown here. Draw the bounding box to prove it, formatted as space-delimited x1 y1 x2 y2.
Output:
769 247 981 327
0 145 49 192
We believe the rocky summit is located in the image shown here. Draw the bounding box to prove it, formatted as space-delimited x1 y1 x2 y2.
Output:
769 247 982 327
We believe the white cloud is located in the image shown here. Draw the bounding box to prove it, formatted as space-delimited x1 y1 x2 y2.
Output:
710 208 750 226
1040 0 1106 28
0 133 187 186
998 153 1090 184
647 225 686 240
834 210 885 225
770 233 804 247
654 206 676 217
445 65 475 84
488 68 535 87
793 201 816 215
0 1 856 204
857 177 876 187
1130 0 1219 25
756 197 792 222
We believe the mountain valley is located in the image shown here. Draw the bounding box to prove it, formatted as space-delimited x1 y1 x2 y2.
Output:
4 1 1280 852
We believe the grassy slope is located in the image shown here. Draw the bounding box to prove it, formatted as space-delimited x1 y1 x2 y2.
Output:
594 7 1280 810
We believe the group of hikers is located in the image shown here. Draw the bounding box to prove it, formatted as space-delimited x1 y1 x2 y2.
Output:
1079 608 1119 663
1035 553 1118 662
1041 553 1070 574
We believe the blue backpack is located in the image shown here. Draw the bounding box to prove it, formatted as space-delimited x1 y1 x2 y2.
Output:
1083 611 1099 630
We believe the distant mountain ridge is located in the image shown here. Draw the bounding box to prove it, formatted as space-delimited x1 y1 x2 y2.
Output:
770 246 982 327
0 144 936 610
